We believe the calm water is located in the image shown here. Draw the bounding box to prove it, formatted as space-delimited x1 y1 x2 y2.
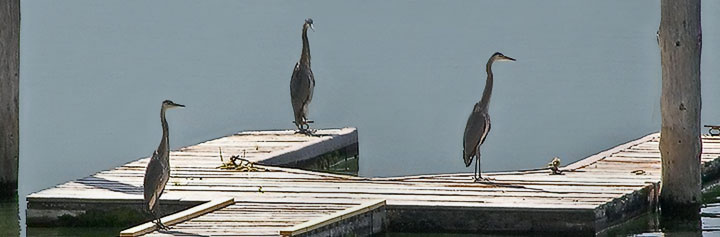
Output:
5 197 720 236
13 0 720 236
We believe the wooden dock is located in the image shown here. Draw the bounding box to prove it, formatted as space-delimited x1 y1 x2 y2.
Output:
26 128 358 226
26 131 720 236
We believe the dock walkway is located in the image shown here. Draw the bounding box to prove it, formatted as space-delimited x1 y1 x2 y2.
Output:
27 131 720 236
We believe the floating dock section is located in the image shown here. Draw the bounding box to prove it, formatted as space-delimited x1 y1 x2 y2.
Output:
26 130 720 236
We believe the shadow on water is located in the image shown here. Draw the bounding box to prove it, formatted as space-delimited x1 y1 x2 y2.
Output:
383 233 566 237
27 226 212 236
26 227 123 237
0 194 20 237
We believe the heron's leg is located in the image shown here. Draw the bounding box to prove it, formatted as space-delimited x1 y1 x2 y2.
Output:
473 159 485 182
154 218 168 230
472 149 494 182
293 121 303 130
294 120 324 137
305 128 323 137
297 123 307 134
150 210 170 231
149 208 170 230
474 161 495 183
303 120 319 135
293 121 308 134
479 159 483 180
473 159 478 181
297 123 319 136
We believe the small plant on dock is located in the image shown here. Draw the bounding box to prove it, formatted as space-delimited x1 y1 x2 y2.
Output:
217 148 267 172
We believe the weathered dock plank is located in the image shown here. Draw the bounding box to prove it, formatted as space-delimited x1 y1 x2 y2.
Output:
26 132 720 235
120 198 235 236
137 200 384 237
278 200 386 237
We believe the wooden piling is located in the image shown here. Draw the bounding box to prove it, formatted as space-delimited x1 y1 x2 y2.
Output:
0 0 20 197
658 0 703 215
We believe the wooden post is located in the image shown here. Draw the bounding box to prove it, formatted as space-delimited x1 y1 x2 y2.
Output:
658 0 702 215
0 0 19 197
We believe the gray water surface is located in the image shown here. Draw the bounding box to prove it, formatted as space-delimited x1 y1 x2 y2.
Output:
17 0 720 235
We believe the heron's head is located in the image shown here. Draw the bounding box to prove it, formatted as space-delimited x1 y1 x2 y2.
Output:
162 100 185 110
304 18 314 32
490 52 516 62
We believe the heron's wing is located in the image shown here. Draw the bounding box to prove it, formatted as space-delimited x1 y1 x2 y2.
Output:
290 63 304 122
305 69 314 111
290 62 314 120
463 103 490 167
143 151 166 212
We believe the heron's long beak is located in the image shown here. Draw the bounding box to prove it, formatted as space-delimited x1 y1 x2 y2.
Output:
502 55 516 61
309 24 315 32
172 103 185 108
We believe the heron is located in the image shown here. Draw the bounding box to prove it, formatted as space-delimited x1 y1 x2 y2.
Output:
290 18 315 134
143 100 184 230
463 52 515 182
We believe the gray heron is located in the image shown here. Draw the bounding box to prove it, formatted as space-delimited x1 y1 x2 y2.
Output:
290 18 315 134
143 100 184 230
463 52 515 182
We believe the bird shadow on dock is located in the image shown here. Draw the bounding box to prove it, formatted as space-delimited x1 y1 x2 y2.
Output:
478 181 576 194
77 176 143 195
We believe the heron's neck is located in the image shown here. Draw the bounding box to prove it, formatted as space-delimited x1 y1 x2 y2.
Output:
479 59 495 109
159 108 170 157
300 25 311 67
